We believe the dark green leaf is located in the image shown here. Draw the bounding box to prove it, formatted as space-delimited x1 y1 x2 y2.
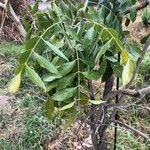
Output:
19 51 30 64
100 29 111 41
22 15 31 31
58 74 76 89
34 53 58 74
97 6 105 22
98 57 107 75
25 37 39 50
95 39 112 63
15 64 25 75
102 62 113 82
32 1 39 14
140 34 150 44
113 64 123 77
82 71 101 80
130 7 137 22
58 60 76 76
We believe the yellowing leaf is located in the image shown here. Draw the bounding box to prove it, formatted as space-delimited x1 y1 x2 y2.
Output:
8 73 21 93
121 50 129 64
122 58 136 86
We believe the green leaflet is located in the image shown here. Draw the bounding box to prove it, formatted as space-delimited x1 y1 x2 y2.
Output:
130 7 137 22
58 60 76 76
57 74 76 89
95 39 112 63
82 71 101 80
113 63 123 78
95 23 126 52
31 1 39 14
122 58 136 86
51 87 77 101
25 37 39 50
60 102 75 111
19 51 31 64
34 53 58 74
106 12 114 25
102 62 113 82
26 65 46 90
98 57 107 76
43 74 62 82
65 25 79 41
46 80 58 92
42 38 68 61
43 60 76 82
83 26 95 47
15 64 25 75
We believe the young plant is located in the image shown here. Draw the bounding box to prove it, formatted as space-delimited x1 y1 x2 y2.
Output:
8 0 150 149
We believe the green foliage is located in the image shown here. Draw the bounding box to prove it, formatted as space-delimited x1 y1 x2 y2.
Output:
141 6 150 26
1 41 148 149
14 1 140 121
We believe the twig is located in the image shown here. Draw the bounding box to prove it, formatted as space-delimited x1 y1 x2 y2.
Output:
0 2 5 8
9 4 26 37
112 120 150 140
119 87 150 98
0 1 26 38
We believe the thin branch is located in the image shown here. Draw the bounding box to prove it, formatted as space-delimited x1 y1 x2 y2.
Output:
119 86 150 98
112 120 149 140
9 4 26 37
5 0 10 11
0 2 5 8
104 86 150 101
